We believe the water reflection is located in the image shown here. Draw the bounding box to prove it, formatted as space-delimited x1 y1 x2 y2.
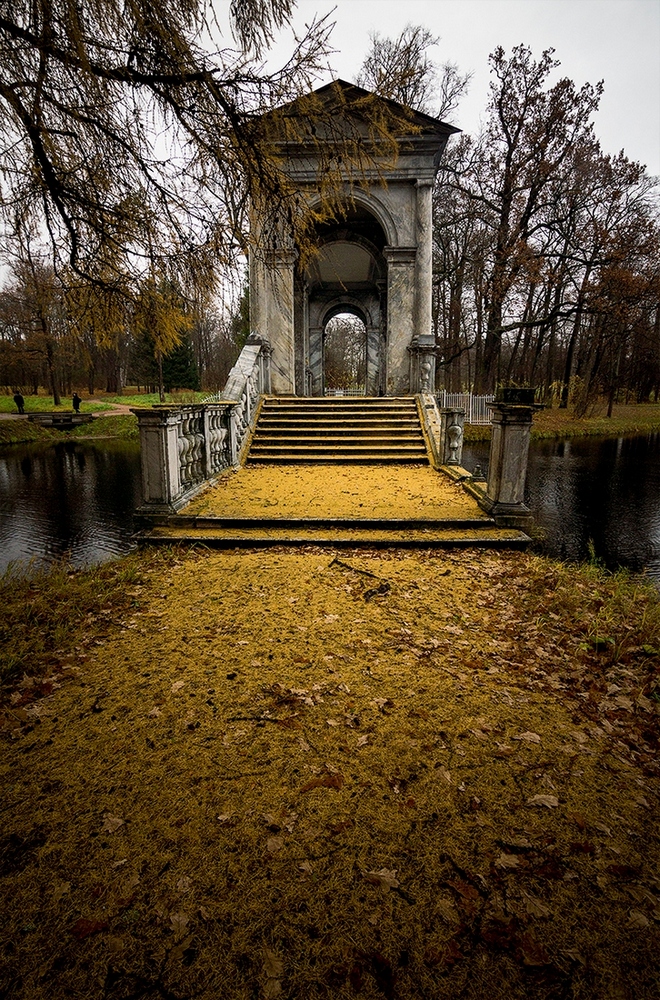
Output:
463 432 660 584
0 439 141 574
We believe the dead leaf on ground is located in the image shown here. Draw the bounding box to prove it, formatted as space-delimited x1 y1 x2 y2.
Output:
71 917 109 940
435 898 461 924
522 892 552 918
53 882 70 903
514 731 542 744
266 836 284 854
263 947 283 978
364 868 400 889
527 794 559 808
263 947 283 997
101 813 124 833
171 680 185 693
496 852 521 869
628 909 650 928
217 814 237 827
327 819 354 835
169 911 189 939
300 773 344 793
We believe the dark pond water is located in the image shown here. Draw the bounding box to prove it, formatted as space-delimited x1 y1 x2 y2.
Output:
463 432 660 585
0 439 141 575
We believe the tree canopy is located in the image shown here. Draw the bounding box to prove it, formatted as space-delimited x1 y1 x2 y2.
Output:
0 0 343 298
357 23 470 121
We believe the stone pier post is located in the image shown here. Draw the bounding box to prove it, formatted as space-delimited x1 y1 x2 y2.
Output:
132 408 182 511
483 402 538 526
264 248 296 395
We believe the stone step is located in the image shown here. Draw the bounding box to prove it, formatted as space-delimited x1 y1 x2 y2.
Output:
247 459 428 466
259 417 419 433
261 396 416 404
260 403 418 412
136 524 530 549
146 515 494 530
252 434 425 444
248 395 428 465
250 448 426 458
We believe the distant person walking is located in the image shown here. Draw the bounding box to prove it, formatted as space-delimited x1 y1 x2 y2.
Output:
13 391 25 414
72 392 81 413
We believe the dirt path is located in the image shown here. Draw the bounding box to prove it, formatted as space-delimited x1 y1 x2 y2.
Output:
87 399 134 415
1 548 659 999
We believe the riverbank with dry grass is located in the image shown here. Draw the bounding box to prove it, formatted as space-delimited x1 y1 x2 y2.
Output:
2 545 659 999
0 414 139 447
465 403 660 443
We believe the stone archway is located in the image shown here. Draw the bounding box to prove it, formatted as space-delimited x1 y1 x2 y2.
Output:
301 204 387 396
249 80 459 396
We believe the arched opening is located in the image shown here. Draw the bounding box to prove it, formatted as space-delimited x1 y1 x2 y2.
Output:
323 311 367 395
301 202 388 396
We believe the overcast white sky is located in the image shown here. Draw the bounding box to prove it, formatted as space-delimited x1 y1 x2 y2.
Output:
261 0 660 177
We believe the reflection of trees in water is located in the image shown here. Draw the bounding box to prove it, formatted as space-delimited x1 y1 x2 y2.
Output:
324 313 366 391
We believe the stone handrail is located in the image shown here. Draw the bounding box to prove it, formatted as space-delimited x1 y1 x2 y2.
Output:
132 336 271 513
417 392 465 469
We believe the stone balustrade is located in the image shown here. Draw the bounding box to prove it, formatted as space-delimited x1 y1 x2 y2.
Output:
417 392 465 469
132 336 270 513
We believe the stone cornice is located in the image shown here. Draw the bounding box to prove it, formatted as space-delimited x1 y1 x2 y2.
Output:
383 246 416 264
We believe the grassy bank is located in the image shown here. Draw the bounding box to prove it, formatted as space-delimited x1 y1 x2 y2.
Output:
1 546 659 999
0 413 138 447
0 393 112 414
465 403 660 442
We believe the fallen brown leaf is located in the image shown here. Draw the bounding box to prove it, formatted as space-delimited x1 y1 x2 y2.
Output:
300 773 344 793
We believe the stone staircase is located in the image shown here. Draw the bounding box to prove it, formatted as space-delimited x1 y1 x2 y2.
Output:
247 396 428 464
133 395 532 551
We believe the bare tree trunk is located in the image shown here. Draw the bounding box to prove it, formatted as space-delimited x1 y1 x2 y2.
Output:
157 350 165 403
45 338 60 406
473 268 485 392
560 268 591 408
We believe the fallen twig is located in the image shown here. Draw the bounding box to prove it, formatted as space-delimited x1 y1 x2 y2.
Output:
328 556 381 579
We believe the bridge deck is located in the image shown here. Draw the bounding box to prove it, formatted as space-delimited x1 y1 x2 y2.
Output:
134 465 529 549
181 465 487 521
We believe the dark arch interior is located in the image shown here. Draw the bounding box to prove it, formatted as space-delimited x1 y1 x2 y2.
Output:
313 203 387 252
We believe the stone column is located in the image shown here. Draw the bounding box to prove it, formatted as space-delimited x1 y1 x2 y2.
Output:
265 248 296 395
415 179 434 342
384 246 416 395
410 179 436 392
484 403 538 525
308 325 324 396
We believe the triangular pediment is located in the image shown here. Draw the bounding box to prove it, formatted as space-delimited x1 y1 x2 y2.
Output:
255 78 460 151
306 79 460 139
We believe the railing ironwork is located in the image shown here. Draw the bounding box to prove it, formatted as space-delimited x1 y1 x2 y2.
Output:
435 391 494 425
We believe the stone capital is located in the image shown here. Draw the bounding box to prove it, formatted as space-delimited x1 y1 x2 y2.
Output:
264 248 297 268
383 246 417 265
